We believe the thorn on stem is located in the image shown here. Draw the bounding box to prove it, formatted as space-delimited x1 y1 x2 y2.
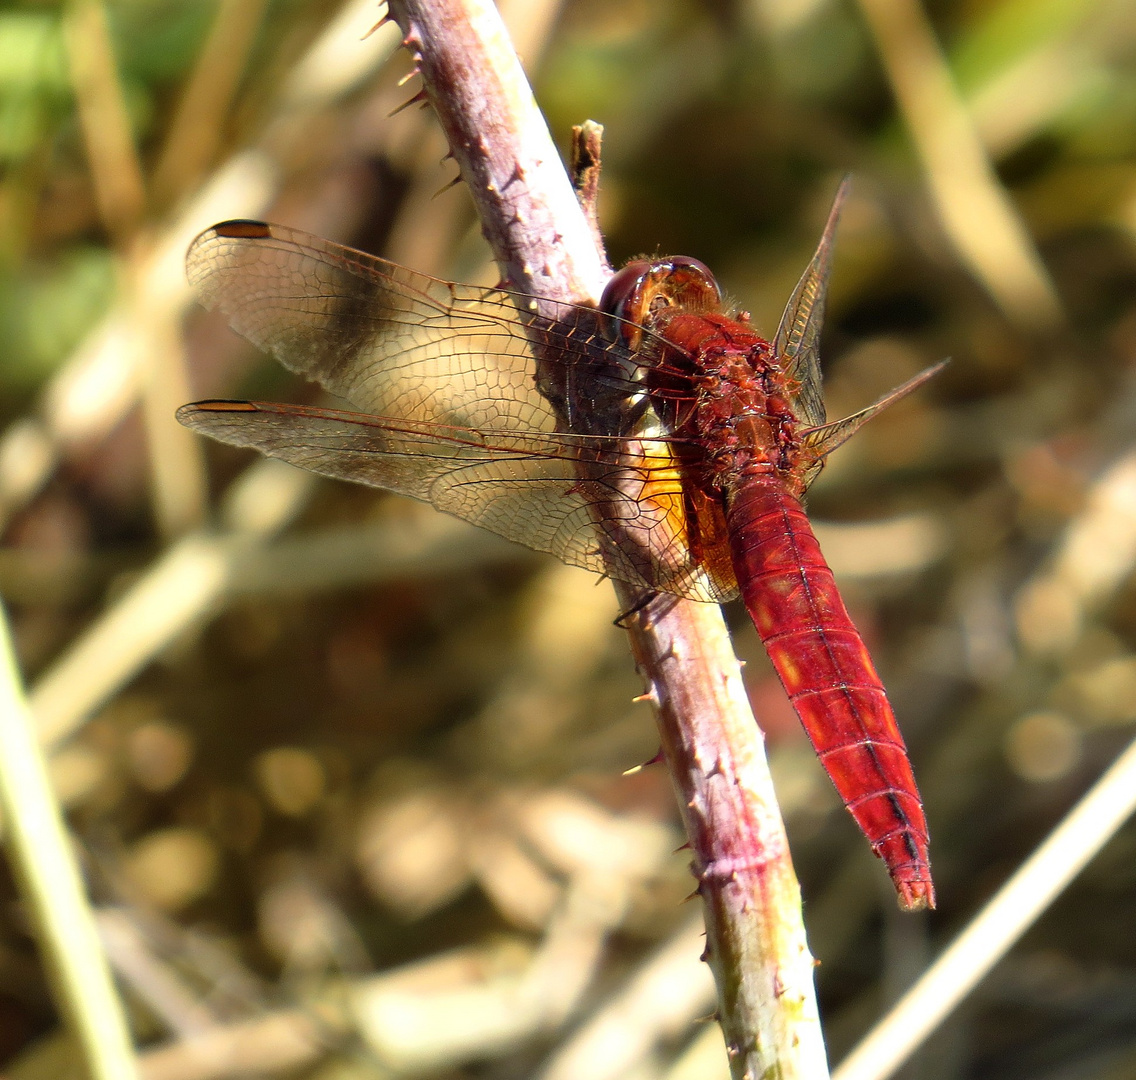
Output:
390 88 429 116
622 748 664 775
366 13 390 36
433 173 463 198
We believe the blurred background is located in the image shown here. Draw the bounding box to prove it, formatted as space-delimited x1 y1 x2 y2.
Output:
2 0 1136 1077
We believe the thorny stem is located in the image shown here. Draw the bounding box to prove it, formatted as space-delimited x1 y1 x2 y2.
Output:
383 1 829 1076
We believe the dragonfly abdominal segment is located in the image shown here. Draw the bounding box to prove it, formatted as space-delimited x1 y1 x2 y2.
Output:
179 181 939 907
724 478 933 909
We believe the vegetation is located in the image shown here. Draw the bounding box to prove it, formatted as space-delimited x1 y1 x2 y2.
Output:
1 0 1135 1076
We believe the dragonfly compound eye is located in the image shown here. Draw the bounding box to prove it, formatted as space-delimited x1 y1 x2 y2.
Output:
599 256 724 347
599 260 653 344
663 257 723 310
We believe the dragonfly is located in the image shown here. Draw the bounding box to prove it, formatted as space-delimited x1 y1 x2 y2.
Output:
178 181 941 909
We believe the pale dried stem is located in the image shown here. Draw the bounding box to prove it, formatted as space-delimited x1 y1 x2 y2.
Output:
857 0 1064 332
834 730 1136 1080
140 299 212 538
64 0 211 536
129 910 711 1080
0 606 138 1080
24 0 565 771
137 1010 325 1080
150 0 271 209
23 0 568 787
384 0 827 1075
1015 448 1136 655
97 909 218 1040
539 912 715 1080
29 460 314 751
0 5 401 533
64 0 147 243
836 441 1136 1080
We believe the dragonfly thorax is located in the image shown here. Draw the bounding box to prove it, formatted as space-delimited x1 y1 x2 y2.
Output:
684 343 805 491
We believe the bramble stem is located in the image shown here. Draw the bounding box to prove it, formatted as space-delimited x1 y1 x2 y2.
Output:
384 2 828 1075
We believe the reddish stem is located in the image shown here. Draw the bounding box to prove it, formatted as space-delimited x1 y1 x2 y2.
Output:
384 2 829 1075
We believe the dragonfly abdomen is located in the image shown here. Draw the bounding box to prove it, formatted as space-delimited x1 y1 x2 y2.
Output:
725 475 934 909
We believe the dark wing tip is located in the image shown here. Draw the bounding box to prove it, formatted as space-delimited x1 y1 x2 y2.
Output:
209 220 274 239
176 399 261 426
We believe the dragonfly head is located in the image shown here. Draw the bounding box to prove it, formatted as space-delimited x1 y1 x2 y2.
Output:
599 256 723 349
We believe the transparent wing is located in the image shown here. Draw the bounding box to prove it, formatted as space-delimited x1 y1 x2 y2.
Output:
801 361 948 460
186 220 649 439
177 399 738 604
773 177 848 428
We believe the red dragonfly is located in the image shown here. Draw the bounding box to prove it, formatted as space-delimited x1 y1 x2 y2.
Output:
178 183 941 909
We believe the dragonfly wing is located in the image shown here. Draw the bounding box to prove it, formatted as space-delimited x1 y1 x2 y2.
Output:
800 361 947 460
773 177 849 428
186 221 638 438
178 400 732 603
